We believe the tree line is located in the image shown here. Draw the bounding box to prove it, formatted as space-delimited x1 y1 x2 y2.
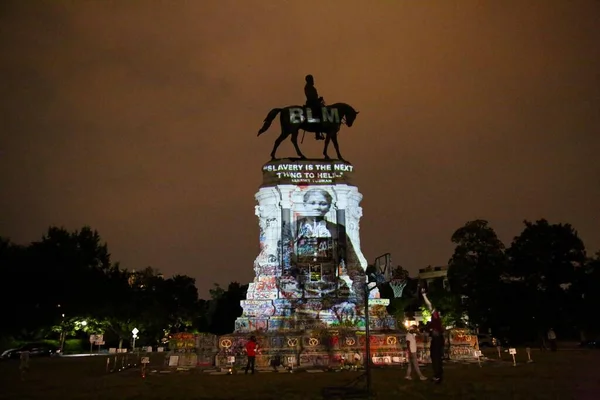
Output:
387 219 600 344
1 219 598 350
0 226 247 350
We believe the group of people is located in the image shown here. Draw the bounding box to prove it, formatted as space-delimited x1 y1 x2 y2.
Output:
403 289 444 383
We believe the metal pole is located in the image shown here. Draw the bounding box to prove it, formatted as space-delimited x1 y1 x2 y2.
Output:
364 283 371 393
132 336 136 352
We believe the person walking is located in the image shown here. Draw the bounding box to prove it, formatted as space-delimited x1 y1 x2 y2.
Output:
405 325 427 381
245 336 258 374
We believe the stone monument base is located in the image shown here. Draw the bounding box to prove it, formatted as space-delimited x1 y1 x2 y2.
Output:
215 328 413 370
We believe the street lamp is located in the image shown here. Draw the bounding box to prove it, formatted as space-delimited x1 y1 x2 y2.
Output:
132 328 139 351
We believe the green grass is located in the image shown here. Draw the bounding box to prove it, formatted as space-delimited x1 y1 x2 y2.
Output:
0 348 598 400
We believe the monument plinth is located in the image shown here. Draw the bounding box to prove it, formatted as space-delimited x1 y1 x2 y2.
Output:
215 159 401 370
237 158 396 332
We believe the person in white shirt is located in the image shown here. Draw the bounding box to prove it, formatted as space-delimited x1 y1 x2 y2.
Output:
405 325 427 380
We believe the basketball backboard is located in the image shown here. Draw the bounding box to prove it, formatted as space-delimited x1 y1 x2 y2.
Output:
373 253 392 282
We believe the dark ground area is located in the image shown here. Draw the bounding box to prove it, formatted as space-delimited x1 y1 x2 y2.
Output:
1 347 598 400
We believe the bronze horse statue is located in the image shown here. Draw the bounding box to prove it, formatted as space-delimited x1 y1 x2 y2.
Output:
256 102 359 161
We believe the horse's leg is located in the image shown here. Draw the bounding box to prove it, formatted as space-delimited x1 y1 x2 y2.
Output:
271 131 289 160
291 130 307 159
323 132 332 160
331 131 345 161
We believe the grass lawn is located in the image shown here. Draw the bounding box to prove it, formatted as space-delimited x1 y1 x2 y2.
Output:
0 348 598 400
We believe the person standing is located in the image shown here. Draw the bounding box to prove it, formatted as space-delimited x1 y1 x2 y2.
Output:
304 74 325 140
245 336 257 374
405 325 427 380
423 289 444 384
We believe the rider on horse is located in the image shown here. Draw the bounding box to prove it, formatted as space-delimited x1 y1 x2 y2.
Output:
304 74 325 140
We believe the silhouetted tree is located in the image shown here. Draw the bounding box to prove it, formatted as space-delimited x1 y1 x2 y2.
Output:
207 282 248 335
507 219 586 340
447 220 507 330
571 251 600 340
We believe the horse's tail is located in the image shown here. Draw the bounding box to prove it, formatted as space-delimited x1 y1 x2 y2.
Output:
257 108 282 136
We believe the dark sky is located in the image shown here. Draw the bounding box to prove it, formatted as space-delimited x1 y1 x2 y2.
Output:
1 1 599 297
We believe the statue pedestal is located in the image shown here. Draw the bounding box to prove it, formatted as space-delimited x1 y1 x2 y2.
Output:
216 159 405 369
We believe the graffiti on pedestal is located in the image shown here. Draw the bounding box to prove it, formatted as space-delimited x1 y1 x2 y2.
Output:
254 264 278 277
235 318 249 332
256 276 278 291
447 329 479 360
267 318 283 331
170 332 196 351
241 300 275 318
248 319 268 332
299 353 330 366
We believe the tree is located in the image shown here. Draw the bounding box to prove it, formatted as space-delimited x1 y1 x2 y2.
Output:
160 274 200 332
447 220 507 331
207 282 247 335
507 219 586 339
572 252 600 340
0 226 210 351
0 237 31 340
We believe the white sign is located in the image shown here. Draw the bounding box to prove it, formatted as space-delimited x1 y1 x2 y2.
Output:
132 328 139 335
227 356 235 363
475 350 483 357
157 347 164 353
368 299 391 306
141 357 150 364
168 356 179 367
509 348 517 355
90 334 104 345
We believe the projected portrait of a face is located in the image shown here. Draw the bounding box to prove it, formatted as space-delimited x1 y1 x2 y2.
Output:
290 189 339 299
295 189 335 263
279 187 364 312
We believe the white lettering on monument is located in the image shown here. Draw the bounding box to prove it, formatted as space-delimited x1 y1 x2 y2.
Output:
289 107 304 123
322 107 340 123
263 162 354 184
306 108 320 123
263 164 306 172
288 107 340 124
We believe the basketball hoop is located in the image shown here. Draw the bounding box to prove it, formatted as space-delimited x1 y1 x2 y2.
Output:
389 279 407 298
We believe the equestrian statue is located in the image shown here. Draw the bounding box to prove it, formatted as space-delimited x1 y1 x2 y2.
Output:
257 74 359 161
